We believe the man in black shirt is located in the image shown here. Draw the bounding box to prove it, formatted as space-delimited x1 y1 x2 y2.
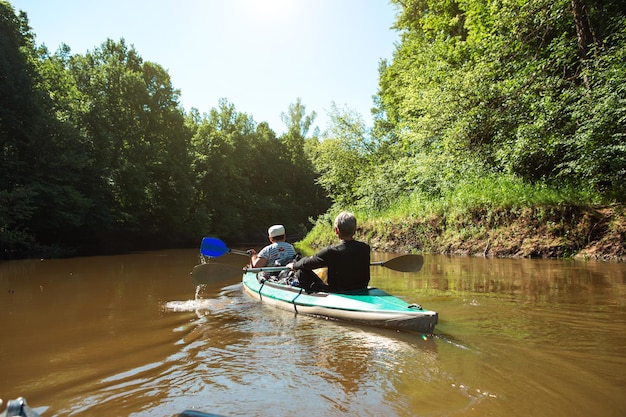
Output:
287 211 370 292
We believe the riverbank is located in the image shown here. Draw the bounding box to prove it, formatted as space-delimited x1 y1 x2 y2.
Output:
369 204 625 261
301 204 625 262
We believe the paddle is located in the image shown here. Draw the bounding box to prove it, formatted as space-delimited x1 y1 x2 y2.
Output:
191 254 424 285
370 254 424 273
200 237 249 257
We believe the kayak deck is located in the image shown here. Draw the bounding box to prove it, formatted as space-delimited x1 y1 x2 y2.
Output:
242 271 437 334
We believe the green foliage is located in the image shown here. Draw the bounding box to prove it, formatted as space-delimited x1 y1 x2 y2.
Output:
359 173 600 224
1 3 328 258
562 41 626 196
65 38 197 244
311 104 371 206
191 99 329 242
280 97 318 164
1 2 93 256
305 0 624 244
365 0 625 213
3 0 625 258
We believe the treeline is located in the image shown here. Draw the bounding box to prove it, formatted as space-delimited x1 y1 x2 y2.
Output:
309 0 625 216
1 2 329 258
3 0 625 260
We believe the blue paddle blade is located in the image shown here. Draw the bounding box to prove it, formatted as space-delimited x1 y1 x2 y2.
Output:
200 237 230 257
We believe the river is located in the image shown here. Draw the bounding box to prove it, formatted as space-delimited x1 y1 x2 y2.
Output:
1 249 625 417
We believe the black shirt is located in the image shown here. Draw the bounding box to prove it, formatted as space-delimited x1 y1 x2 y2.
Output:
292 239 371 291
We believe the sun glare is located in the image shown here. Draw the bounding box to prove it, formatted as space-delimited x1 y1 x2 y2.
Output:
242 0 298 21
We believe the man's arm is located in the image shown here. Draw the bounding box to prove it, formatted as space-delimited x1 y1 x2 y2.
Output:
247 248 269 267
289 249 330 270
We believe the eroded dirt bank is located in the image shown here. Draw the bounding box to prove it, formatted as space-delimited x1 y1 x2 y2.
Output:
364 204 625 262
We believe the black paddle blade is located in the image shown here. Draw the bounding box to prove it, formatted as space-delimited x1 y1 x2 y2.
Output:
381 254 424 272
191 263 242 285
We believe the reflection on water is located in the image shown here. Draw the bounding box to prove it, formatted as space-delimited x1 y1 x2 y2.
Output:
0 250 625 416
161 280 448 416
159 302 446 417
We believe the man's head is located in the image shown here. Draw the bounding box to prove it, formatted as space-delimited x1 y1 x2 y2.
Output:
334 211 357 240
268 224 286 241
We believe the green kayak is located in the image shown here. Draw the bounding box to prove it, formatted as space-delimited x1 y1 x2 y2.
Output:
241 269 438 334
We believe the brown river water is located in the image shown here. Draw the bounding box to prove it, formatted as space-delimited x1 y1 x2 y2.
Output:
1 249 625 417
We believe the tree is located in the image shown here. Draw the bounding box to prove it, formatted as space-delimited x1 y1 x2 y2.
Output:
1 3 332 258
67 38 195 244
279 99 329 229
190 99 259 239
312 104 372 207
1 3 91 256
280 97 317 164
372 0 626 202
190 99 329 242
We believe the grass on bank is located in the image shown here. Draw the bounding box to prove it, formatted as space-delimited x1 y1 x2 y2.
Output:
297 174 612 258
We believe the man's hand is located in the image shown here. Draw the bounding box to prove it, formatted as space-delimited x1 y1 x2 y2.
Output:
286 262 295 270
246 249 256 257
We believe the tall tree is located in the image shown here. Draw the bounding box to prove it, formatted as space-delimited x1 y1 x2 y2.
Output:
1 3 91 256
190 99 329 241
280 99 329 228
312 104 370 207
67 38 195 244
191 99 260 239
280 97 317 164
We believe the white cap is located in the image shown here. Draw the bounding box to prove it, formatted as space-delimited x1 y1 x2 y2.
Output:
268 225 285 238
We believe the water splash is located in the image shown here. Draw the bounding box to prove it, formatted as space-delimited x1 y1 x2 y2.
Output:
163 299 216 312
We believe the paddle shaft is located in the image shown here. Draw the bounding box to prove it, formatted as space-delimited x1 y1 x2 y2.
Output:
192 254 424 285
244 266 289 273
243 255 423 274
228 248 250 256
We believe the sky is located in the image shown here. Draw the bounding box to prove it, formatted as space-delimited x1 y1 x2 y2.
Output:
10 0 400 135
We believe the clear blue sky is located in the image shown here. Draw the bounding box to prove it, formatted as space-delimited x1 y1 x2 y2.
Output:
10 0 400 135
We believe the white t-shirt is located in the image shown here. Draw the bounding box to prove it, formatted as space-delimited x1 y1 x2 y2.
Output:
257 241 296 266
